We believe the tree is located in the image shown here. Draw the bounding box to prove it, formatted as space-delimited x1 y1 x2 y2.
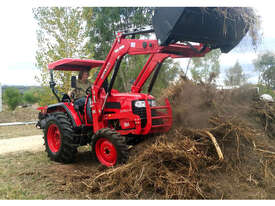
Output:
84 7 153 60
190 49 221 83
145 59 180 97
84 7 180 94
3 88 22 111
23 89 40 104
224 61 247 86
262 67 275 89
253 51 275 89
37 87 57 106
33 7 93 105
84 8 154 92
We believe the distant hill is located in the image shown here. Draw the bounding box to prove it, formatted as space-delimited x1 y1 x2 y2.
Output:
1 85 42 94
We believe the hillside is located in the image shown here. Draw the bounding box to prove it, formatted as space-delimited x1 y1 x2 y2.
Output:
1 85 42 94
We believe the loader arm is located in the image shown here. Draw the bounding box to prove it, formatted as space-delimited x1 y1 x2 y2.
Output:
94 34 211 96
131 43 210 93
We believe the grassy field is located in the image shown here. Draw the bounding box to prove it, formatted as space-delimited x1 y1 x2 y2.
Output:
0 146 95 200
0 151 60 199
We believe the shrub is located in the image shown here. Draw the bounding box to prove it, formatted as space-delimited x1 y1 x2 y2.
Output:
258 84 275 98
38 87 57 106
3 88 23 111
23 89 40 104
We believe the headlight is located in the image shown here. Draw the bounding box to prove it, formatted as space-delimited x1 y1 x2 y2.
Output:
135 100 146 108
148 99 156 107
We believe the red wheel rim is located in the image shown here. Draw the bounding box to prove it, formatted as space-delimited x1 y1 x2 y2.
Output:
95 138 117 167
47 124 61 153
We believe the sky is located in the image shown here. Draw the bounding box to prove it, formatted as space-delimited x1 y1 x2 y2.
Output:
0 1 275 86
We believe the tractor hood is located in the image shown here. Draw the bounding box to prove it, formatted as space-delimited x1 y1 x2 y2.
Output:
109 91 154 101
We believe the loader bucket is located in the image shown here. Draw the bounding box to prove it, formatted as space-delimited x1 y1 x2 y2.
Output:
152 7 250 53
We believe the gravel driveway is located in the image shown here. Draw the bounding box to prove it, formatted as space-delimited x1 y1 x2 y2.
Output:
0 135 44 155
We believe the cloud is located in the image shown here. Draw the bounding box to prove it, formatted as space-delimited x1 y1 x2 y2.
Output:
0 4 38 86
219 52 258 68
0 62 40 86
0 6 37 63
255 6 275 39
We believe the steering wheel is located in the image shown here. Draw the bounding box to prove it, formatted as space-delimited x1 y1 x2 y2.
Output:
86 86 92 95
61 93 72 103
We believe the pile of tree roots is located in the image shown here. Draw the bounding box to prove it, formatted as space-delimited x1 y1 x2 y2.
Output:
80 80 275 199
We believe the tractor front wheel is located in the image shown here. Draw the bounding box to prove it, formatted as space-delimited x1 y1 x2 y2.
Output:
92 128 128 167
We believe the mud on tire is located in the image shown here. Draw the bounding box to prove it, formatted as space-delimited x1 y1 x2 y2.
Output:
44 112 77 163
92 128 128 167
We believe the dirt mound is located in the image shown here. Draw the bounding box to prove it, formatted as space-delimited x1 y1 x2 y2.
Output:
0 104 39 123
53 80 275 199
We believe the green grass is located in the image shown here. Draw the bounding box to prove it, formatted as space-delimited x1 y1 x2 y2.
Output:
0 151 73 199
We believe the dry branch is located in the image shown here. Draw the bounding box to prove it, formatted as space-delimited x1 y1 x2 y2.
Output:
256 148 275 155
203 130 224 161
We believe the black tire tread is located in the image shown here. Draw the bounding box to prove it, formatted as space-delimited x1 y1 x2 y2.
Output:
92 128 128 165
43 112 77 163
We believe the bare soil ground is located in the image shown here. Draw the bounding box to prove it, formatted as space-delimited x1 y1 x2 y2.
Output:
0 104 39 123
0 135 44 155
0 125 42 139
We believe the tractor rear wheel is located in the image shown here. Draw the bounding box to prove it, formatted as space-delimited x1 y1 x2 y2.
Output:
44 112 77 163
92 128 128 167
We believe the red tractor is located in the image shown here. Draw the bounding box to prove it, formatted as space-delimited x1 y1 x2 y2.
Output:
36 8 250 166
